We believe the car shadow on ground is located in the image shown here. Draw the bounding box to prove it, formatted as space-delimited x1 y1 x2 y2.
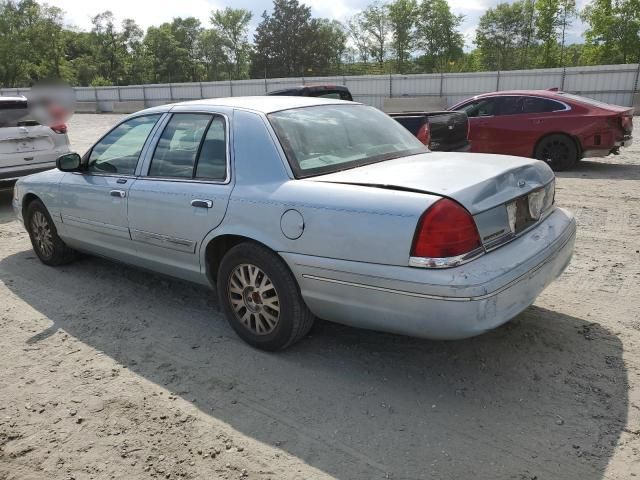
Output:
0 250 628 480
0 189 15 224
557 158 640 180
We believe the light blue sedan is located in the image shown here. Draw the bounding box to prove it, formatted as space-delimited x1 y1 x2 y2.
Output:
12 97 576 350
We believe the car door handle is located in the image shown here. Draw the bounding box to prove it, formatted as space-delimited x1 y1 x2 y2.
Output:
110 190 126 198
191 199 213 208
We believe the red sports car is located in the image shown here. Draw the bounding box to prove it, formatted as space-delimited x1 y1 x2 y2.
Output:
449 89 634 170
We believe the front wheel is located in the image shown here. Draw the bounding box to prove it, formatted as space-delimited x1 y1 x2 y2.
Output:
535 134 578 171
217 242 314 351
25 199 77 266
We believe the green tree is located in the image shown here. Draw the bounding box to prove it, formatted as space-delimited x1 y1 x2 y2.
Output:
170 17 204 82
346 13 371 64
387 0 417 73
535 0 576 67
475 1 531 70
0 0 68 87
582 0 640 64
144 24 186 83
416 0 464 72
360 2 391 65
211 8 252 79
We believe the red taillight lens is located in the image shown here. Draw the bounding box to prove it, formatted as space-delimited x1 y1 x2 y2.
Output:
51 124 67 134
411 199 481 259
416 122 430 147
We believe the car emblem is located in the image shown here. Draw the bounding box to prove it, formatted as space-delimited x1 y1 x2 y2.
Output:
517 179 526 188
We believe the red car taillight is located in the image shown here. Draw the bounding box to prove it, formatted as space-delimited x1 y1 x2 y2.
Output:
51 124 67 134
416 122 430 147
411 199 482 261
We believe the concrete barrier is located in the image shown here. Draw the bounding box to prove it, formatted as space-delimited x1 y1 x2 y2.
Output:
112 101 146 113
144 100 173 108
75 101 97 113
382 96 447 113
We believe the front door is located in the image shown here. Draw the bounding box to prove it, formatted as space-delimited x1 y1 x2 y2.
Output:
127 112 233 281
58 114 162 256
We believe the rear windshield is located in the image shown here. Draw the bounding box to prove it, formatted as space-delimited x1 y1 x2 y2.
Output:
557 92 613 109
268 104 426 178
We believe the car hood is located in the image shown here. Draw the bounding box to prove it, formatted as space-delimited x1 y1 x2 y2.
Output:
309 152 555 214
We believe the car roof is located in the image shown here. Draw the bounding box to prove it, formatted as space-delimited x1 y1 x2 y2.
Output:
474 90 563 99
146 96 357 115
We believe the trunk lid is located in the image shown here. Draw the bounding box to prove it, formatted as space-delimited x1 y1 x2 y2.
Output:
310 152 554 215
311 152 556 252
0 125 56 168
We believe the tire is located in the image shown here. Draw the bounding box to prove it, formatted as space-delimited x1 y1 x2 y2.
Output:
534 134 578 171
217 242 314 351
25 199 77 266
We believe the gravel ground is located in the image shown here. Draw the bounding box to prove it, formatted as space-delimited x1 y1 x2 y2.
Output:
0 114 639 480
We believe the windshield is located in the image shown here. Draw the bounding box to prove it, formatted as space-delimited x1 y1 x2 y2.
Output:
268 104 427 178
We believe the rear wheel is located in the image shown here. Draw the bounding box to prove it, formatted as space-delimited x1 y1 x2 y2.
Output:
535 134 578 171
217 242 314 351
25 199 77 266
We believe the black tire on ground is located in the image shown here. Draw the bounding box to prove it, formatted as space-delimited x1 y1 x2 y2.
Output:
217 242 315 351
25 199 77 266
534 134 579 171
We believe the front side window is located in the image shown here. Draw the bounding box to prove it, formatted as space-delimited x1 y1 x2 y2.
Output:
268 104 426 178
88 114 160 175
148 113 227 180
458 98 498 118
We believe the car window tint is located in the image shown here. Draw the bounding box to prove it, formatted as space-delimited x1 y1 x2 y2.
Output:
317 92 341 99
195 116 227 180
498 96 523 115
522 97 565 113
459 98 497 118
149 114 211 178
88 115 160 175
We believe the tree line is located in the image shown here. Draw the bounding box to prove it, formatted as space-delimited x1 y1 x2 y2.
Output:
0 0 638 88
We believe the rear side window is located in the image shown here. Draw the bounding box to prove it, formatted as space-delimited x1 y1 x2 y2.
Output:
497 96 523 115
522 97 566 113
88 114 160 175
148 113 227 180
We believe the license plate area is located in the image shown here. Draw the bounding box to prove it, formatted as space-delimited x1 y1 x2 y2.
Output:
507 196 537 234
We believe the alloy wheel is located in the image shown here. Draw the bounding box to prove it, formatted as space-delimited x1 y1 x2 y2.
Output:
541 139 570 164
228 263 280 335
31 211 54 258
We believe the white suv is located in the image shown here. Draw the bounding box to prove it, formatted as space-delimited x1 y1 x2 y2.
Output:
0 96 70 187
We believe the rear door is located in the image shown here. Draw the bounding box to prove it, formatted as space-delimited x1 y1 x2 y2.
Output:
58 114 162 256
127 111 233 281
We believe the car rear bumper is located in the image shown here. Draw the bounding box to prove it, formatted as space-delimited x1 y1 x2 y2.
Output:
281 207 576 340
0 163 56 185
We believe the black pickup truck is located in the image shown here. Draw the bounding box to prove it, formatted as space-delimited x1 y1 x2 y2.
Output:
267 85 469 152
387 111 470 152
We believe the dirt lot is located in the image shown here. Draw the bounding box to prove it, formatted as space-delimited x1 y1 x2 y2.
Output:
0 114 639 480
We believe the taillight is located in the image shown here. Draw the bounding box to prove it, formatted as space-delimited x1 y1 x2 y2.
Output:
51 124 67 134
410 198 482 268
416 122 430 147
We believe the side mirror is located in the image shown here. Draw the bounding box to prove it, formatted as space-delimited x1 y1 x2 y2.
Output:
56 153 83 172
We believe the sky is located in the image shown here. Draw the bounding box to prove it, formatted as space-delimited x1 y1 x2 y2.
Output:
45 0 589 49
